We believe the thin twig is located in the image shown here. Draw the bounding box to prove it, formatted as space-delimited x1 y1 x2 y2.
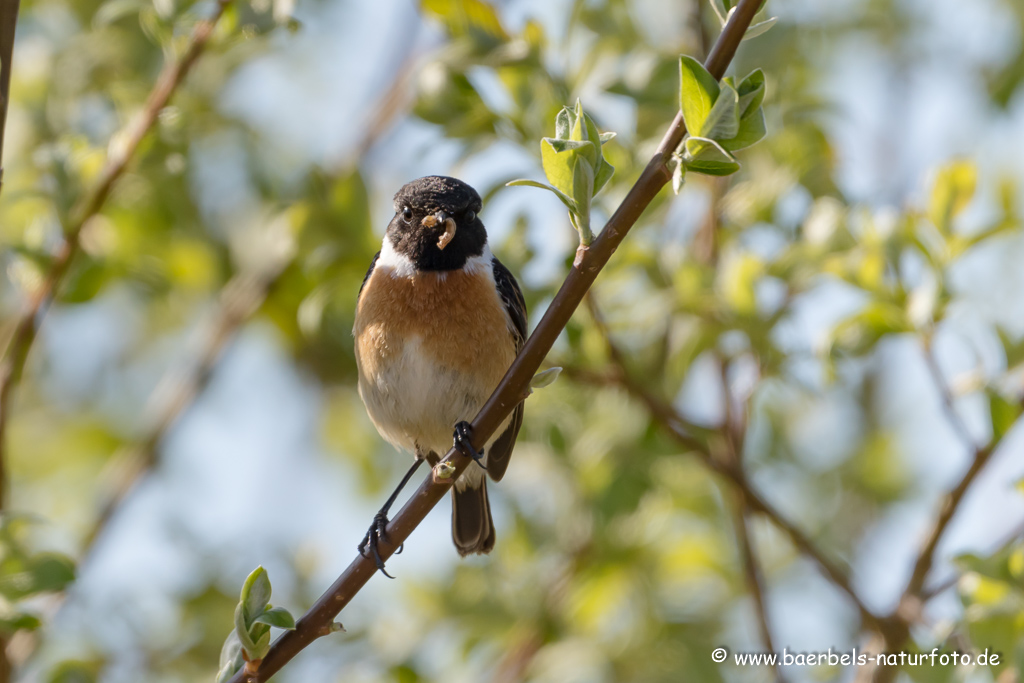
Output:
83 269 283 555
870 339 1009 682
717 352 780 681
730 505 781 679
225 4 766 680
0 0 233 509
900 337 1000 602
922 336 980 451
920 517 1024 601
561 364 884 634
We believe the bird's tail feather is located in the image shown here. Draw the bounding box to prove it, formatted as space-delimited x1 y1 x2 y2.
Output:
451 481 495 556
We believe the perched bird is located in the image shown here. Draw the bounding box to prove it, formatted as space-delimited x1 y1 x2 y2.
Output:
353 176 527 572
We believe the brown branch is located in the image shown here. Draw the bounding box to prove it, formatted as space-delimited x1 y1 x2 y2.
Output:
82 268 283 556
869 340 1008 682
920 517 1024 601
730 505 781 679
901 444 995 605
0 0 233 510
716 354 780 681
902 339 1001 599
225 4 765 680
562 362 885 634
921 337 980 451
588 285 780 676
575 298 860 636
0 0 20 196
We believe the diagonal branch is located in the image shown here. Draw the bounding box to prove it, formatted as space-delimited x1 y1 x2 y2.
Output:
920 517 1024 602
82 267 285 556
0 0 234 509
716 352 780 680
902 337 1000 602
225 3 765 680
0 1 22 678
869 337 1011 682
562 364 885 634
576 297 877 634
0 0 20 195
731 505 780 677
921 336 980 451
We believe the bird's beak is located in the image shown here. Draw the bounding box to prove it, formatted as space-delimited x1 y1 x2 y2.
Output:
422 210 457 250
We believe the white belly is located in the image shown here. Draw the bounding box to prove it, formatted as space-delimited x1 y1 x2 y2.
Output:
357 335 505 459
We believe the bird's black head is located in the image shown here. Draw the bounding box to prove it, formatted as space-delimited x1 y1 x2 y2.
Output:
386 176 487 271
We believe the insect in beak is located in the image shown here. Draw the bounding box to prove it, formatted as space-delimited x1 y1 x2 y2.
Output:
422 210 457 250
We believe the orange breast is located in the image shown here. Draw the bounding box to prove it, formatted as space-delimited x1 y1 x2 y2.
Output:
354 266 517 391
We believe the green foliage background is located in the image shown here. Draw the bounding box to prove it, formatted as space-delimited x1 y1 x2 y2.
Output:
2 0 1024 681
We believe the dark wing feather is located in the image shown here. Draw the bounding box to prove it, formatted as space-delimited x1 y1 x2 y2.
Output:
358 252 380 300
486 256 527 482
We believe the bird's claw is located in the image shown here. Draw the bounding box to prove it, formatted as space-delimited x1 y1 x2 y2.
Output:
358 511 395 579
453 421 486 470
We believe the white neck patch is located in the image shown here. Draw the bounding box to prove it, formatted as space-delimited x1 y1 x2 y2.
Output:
375 237 493 279
463 243 494 276
376 236 417 278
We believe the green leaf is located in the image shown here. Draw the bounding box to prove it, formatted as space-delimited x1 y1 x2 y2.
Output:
679 55 720 137
530 367 562 390
737 69 766 118
545 138 593 154
506 180 576 212
569 100 584 141
216 631 244 683
593 158 615 196
710 0 728 23
46 660 101 683
996 326 1024 368
700 82 739 139
555 107 572 140
0 553 76 600
830 303 913 356
683 137 741 176
240 566 272 627
743 16 777 40
541 138 594 197
254 606 296 630
0 612 41 634
253 629 272 660
720 108 766 152
420 0 508 41
570 101 601 166
672 161 686 195
988 390 1020 441
572 156 595 240
233 603 259 654
599 131 616 143
929 160 977 234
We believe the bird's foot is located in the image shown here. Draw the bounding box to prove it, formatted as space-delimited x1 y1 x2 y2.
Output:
358 511 395 579
453 421 486 470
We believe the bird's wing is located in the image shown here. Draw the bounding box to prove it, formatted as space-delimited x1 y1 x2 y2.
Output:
486 256 528 482
358 251 381 301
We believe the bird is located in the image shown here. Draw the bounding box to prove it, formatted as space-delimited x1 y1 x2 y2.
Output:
352 175 527 574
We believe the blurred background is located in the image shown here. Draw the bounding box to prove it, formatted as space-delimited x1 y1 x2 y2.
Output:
2 0 1024 681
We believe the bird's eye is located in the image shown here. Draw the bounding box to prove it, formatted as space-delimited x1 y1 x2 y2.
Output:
465 210 476 222
401 207 413 222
